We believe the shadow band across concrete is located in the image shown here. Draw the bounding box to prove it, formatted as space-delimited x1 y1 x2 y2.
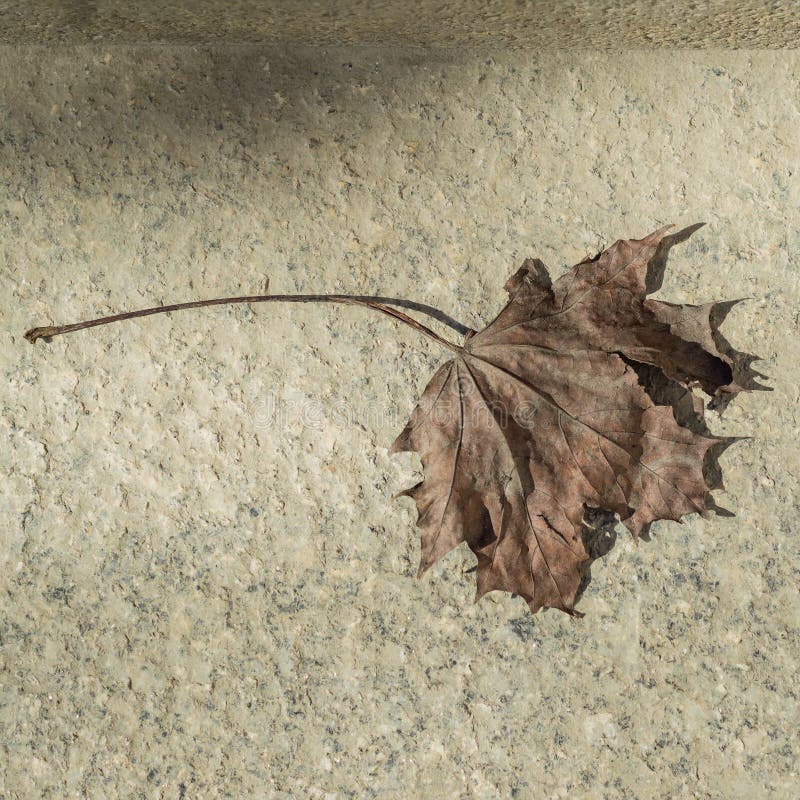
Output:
2 0 799 48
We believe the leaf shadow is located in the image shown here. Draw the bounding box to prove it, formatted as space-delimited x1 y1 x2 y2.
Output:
647 222 771 410
707 300 772 413
574 222 767 607
576 507 619 605
645 222 707 294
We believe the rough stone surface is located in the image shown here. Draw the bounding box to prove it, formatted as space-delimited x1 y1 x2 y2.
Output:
1 1 800 48
1 46 798 799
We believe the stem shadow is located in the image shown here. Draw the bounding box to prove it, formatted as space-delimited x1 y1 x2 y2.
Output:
357 295 471 336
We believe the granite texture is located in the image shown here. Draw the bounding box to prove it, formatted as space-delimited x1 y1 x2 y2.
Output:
1 46 798 799
1 1 800 48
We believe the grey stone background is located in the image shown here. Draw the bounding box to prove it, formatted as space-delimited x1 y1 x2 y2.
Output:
1 44 798 799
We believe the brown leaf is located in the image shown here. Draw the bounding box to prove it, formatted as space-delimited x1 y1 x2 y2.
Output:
391 226 747 616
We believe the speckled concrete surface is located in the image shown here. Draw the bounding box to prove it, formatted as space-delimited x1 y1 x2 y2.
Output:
1 47 798 799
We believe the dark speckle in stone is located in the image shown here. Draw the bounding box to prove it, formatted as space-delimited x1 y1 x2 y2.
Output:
509 616 537 641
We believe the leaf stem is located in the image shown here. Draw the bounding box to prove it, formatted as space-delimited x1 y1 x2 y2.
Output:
25 293 465 353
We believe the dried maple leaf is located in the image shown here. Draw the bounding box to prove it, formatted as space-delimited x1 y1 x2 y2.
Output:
390 226 749 616
25 224 759 619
